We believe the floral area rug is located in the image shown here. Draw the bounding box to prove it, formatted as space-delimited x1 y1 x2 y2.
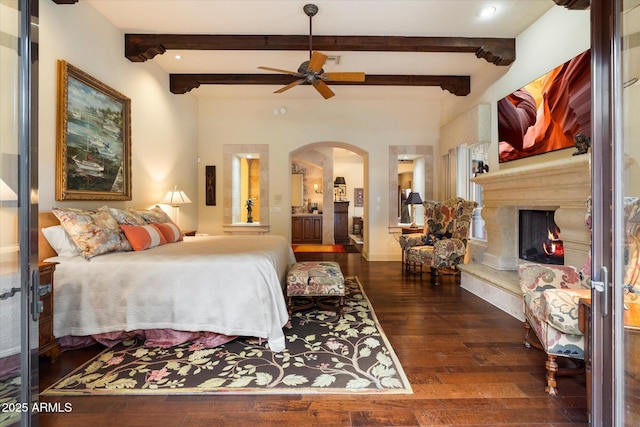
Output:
42 277 412 395
0 375 20 427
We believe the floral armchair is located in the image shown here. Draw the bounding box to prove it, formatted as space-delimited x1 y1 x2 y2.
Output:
399 197 477 284
519 263 590 396
520 197 640 396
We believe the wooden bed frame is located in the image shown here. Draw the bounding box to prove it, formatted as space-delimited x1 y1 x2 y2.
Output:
38 212 60 262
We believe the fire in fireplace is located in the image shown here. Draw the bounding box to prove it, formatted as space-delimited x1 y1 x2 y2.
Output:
519 209 564 265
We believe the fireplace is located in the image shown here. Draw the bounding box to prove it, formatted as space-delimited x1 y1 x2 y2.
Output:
519 209 564 265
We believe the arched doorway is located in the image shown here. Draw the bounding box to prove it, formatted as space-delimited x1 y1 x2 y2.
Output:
290 142 368 255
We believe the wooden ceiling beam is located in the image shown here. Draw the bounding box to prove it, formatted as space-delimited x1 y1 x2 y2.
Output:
170 74 471 96
126 34 515 66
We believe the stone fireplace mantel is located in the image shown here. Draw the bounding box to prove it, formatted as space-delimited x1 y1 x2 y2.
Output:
471 155 591 270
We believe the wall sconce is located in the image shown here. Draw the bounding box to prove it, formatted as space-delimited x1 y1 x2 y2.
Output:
161 185 192 227
313 183 322 194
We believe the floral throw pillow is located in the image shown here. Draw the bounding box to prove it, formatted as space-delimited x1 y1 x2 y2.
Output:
137 206 173 224
105 206 147 226
52 207 132 259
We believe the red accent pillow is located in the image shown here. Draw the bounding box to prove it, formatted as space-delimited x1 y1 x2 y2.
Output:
120 224 167 251
153 222 184 243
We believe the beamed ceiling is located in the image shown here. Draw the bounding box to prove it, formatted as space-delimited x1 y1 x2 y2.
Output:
126 34 517 96
52 0 591 101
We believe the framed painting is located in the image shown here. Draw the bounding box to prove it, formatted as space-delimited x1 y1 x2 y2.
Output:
56 60 132 201
354 188 364 207
497 49 590 163
205 165 216 206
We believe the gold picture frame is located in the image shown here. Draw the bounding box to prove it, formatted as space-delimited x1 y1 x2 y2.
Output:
56 60 132 201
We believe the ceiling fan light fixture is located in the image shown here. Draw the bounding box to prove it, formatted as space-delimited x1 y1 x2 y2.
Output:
257 3 364 99
303 3 318 17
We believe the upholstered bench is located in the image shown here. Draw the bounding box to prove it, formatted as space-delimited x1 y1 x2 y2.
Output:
286 261 345 318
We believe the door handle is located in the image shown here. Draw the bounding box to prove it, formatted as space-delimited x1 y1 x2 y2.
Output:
31 268 51 322
592 266 609 317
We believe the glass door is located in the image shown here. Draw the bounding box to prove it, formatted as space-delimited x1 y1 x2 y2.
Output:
591 0 640 425
619 0 640 424
0 0 39 425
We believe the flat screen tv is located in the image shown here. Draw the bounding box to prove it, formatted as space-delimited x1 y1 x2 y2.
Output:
498 49 590 163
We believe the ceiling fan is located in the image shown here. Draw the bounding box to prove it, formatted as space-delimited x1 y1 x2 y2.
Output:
258 3 366 99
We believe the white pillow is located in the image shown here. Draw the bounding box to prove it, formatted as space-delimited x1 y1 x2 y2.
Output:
41 225 82 257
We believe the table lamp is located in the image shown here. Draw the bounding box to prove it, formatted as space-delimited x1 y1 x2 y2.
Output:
161 185 192 226
406 192 423 227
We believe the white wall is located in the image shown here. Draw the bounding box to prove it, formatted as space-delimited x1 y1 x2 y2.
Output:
441 7 591 174
197 96 441 260
39 1 199 230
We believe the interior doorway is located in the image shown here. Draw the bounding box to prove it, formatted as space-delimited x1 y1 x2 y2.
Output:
290 143 367 255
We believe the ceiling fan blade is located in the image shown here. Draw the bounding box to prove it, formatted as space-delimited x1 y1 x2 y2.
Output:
322 72 366 82
312 78 335 99
258 66 300 76
274 79 304 94
307 51 328 72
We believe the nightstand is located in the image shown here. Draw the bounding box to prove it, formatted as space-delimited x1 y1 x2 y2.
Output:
38 261 60 363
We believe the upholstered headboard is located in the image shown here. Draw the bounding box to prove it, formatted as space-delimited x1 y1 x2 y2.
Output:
39 212 60 262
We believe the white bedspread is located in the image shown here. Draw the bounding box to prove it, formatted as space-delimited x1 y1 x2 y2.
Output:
49 235 295 352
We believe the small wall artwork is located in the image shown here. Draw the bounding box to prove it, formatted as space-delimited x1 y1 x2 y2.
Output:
354 188 364 207
205 165 216 206
497 49 591 163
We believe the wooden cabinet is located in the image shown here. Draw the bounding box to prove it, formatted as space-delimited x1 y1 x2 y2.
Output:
334 201 350 244
292 215 322 244
38 262 60 363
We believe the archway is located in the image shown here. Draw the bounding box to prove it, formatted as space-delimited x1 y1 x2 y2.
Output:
290 142 369 255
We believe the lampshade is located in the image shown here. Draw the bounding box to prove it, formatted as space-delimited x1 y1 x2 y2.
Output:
161 186 192 206
334 177 346 186
0 178 18 202
406 192 423 205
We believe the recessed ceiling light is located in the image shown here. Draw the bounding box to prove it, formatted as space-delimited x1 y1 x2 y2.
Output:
479 6 497 17
174 54 182 60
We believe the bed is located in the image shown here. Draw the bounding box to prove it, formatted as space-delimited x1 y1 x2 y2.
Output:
39 212 295 352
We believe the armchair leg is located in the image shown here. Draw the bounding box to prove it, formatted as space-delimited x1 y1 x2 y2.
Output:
430 267 439 285
545 354 559 396
523 321 532 348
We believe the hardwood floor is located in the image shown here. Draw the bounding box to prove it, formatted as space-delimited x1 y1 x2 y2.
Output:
38 253 588 426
